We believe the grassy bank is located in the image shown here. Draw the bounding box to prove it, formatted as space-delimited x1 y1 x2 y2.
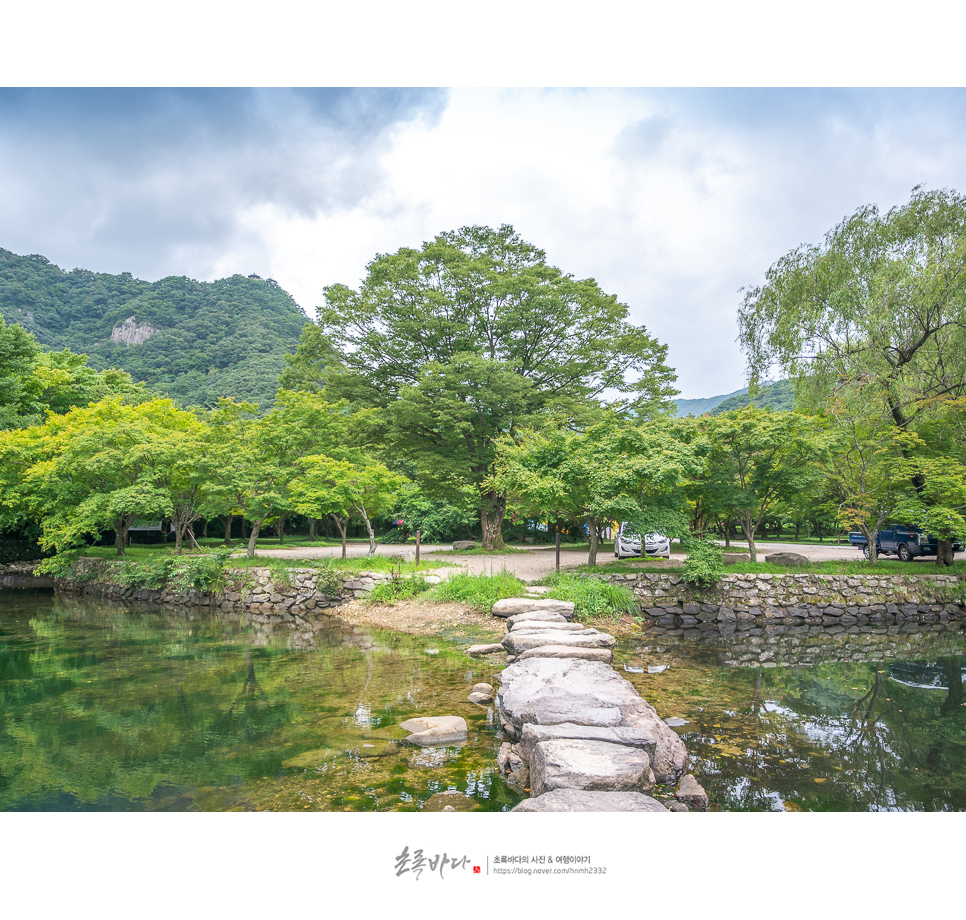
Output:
573 558 966 577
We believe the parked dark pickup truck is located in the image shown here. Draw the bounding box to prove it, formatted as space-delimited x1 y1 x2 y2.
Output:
849 526 964 561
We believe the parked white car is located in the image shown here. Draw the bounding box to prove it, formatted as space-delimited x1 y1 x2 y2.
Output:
614 523 671 559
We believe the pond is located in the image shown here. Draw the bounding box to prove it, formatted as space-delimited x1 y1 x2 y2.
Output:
616 622 966 811
0 589 519 812
4 589 966 812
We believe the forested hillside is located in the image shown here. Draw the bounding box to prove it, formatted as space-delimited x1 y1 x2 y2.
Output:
0 248 308 409
673 387 745 417
674 380 795 417
711 379 794 414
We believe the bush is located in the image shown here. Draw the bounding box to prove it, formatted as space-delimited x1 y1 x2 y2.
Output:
428 570 527 612
366 574 432 604
538 573 638 620
682 536 724 587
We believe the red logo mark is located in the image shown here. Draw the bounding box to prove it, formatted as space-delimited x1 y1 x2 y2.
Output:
473 866 481 874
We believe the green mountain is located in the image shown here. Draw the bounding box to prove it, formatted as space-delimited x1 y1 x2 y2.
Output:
673 387 747 417
674 379 795 417
0 248 309 410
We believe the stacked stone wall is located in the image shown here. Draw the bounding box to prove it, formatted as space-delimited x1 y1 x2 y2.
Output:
53 563 392 624
596 572 966 629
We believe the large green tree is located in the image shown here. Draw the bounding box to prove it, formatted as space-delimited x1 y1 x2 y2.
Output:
489 415 698 565
737 186 966 563
286 224 678 548
694 407 828 561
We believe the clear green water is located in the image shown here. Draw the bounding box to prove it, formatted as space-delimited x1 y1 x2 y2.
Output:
0 590 519 812
6 589 966 812
616 623 966 811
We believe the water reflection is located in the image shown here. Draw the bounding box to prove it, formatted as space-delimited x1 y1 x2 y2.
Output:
618 622 966 812
0 590 519 812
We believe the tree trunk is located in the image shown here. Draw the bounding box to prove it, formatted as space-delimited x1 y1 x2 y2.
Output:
740 511 757 563
174 527 183 554
480 491 506 551
246 518 264 557
357 505 377 556
330 514 348 558
936 538 955 567
859 523 878 565
586 515 599 566
201 520 208 540
309 517 317 540
275 513 287 544
221 515 234 545
114 521 129 556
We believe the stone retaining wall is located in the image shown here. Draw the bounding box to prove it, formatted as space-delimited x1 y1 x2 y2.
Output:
597 572 966 629
52 562 394 623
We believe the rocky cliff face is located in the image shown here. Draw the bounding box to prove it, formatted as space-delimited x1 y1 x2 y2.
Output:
109 316 160 345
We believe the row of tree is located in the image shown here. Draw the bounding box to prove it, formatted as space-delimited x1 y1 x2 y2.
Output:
1 194 965 566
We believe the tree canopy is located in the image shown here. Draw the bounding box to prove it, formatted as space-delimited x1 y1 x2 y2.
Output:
285 224 678 547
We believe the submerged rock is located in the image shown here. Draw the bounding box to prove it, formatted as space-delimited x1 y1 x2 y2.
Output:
675 773 709 811
399 716 468 746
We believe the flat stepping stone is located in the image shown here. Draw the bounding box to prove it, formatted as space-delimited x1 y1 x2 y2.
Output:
502 631 615 655
492 598 575 619
517 645 614 663
519 722 658 758
399 716 468 746
508 620 589 632
529 738 654 796
506 611 569 627
511 789 669 812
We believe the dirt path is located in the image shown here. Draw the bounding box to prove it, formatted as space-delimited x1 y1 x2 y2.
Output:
248 538 863 582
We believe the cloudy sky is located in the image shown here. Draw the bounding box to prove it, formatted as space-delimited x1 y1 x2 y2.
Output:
3 86 966 398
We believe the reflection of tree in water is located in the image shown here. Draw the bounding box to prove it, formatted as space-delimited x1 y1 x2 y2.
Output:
630 626 966 812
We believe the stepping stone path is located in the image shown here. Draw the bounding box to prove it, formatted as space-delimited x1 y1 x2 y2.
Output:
489 594 707 812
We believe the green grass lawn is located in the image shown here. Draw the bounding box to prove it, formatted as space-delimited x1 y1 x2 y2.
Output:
74 542 452 575
574 557 966 577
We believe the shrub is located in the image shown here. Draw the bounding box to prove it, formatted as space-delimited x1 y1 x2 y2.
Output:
428 570 528 612
682 536 724 587
538 573 638 620
366 574 432 604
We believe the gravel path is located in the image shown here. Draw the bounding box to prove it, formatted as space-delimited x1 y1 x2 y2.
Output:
245 538 866 582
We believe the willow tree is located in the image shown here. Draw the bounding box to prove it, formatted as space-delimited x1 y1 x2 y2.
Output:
285 224 677 549
738 187 966 562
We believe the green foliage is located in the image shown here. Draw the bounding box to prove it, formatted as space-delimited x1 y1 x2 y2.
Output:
537 572 638 619
739 186 966 427
682 536 725 587
48 548 235 592
366 571 433 605
489 413 699 565
285 224 679 548
0 249 309 410
428 570 528 612
392 483 478 542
